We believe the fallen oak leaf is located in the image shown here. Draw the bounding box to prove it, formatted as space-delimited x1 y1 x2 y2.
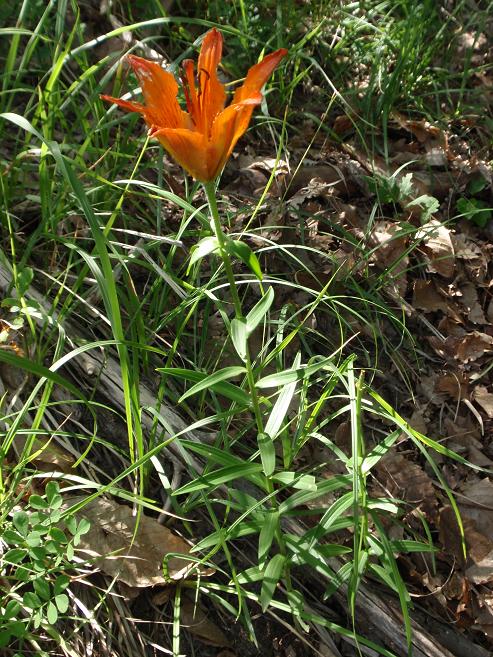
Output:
66 496 208 587
416 219 455 278
472 386 493 419
412 279 449 314
180 595 230 647
429 331 493 364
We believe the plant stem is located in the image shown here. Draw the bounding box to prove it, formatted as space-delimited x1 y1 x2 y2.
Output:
203 181 264 434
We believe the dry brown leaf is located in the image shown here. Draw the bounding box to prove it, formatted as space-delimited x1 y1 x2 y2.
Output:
437 316 467 337
416 219 455 278
68 496 200 587
288 177 335 210
435 372 469 400
457 282 487 324
28 437 75 473
390 111 444 144
462 479 493 533
452 233 483 260
455 332 493 363
487 299 493 324
474 593 493 638
245 156 289 176
375 453 437 518
472 386 493 419
451 479 493 584
288 165 359 199
408 409 428 435
180 596 230 647
466 549 493 585
442 572 467 601
430 332 493 363
368 220 408 296
412 279 448 313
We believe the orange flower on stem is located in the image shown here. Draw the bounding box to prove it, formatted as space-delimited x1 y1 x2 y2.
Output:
102 29 287 182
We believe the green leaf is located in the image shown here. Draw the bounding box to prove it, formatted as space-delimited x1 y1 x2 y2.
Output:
34 578 51 601
260 554 285 612
0 350 84 405
264 353 300 439
45 481 60 504
17 267 33 296
65 516 77 535
22 592 42 609
246 287 274 335
3 600 20 620
12 512 29 537
407 194 440 222
3 529 24 544
28 495 48 510
158 367 251 406
236 565 264 584
25 531 43 547
30 546 48 562
226 239 264 281
398 172 414 198
55 594 69 614
258 432 276 476
188 236 220 270
391 540 438 554
9 620 27 638
324 561 353 599
3 548 27 564
258 510 279 566
467 176 487 195
457 197 492 228
226 239 263 280
271 472 317 490
15 566 30 582
33 609 42 629
173 462 264 495
195 520 261 550
46 601 58 624
178 366 247 403
53 575 70 595
362 431 400 473
230 318 248 361
48 527 67 544
279 475 350 513
304 491 354 545
256 356 334 389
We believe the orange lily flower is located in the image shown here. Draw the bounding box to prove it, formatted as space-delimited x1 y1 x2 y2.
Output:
101 28 287 182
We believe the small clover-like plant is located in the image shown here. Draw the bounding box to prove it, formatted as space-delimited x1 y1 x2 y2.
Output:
456 177 492 228
0 481 90 654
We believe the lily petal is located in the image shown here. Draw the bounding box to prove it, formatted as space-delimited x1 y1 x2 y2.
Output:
126 55 191 130
153 127 210 181
100 95 145 114
197 28 226 135
208 95 262 179
181 59 200 127
234 48 288 104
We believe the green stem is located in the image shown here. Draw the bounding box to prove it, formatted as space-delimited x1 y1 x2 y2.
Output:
203 181 292 595
203 181 264 434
